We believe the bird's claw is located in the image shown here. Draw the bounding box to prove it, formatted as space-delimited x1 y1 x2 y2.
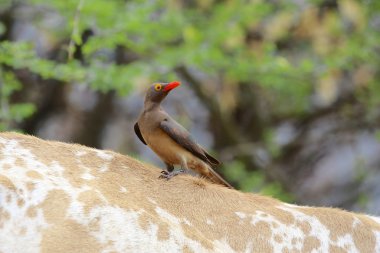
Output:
158 170 170 179
158 169 185 180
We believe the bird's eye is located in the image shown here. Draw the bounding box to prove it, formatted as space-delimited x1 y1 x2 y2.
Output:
154 84 162 91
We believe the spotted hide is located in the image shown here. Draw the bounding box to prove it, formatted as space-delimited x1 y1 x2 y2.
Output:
0 132 379 253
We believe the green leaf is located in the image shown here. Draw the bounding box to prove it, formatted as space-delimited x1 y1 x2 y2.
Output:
9 103 36 122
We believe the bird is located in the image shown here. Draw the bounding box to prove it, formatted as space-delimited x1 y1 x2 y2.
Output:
134 81 232 188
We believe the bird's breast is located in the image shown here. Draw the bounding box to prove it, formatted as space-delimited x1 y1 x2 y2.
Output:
144 129 189 165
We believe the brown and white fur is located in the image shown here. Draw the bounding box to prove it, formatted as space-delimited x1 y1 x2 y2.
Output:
1 132 380 253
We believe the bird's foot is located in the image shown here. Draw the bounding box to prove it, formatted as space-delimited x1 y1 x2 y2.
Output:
159 169 185 180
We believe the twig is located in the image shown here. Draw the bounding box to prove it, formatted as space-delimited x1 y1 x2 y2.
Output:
68 0 85 61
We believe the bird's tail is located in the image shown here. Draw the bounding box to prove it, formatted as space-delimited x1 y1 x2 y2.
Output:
206 167 234 189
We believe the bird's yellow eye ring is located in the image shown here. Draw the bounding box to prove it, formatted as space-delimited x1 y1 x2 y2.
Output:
154 84 162 91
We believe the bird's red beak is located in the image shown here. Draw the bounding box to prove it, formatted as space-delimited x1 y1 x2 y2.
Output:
163 81 181 92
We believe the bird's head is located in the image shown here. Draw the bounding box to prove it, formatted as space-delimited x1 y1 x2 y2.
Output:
144 81 181 105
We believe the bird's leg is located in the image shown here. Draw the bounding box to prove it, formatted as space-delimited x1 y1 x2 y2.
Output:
166 163 174 172
160 163 174 176
179 158 189 174
158 158 187 180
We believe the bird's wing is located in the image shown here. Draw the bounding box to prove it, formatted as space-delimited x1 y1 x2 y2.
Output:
202 149 221 167
159 119 212 164
134 122 147 145
160 119 230 188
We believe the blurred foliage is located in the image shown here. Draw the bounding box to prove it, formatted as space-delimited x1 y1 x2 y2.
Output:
223 160 294 202
1 0 377 111
0 0 380 200
0 69 36 131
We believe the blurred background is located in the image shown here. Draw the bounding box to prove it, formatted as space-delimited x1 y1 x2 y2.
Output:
0 0 380 215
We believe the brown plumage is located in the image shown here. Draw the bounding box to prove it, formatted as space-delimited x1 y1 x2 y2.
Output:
134 81 232 188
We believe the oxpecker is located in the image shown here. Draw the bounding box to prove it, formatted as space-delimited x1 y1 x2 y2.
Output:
134 81 232 188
